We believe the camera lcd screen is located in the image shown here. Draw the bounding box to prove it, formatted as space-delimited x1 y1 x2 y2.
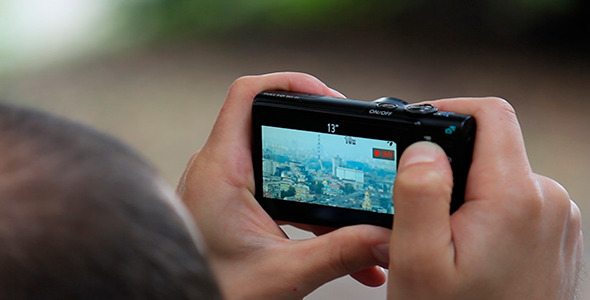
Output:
261 125 396 215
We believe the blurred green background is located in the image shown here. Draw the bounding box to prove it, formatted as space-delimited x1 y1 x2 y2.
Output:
121 0 585 40
1 0 588 71
1 1 589 299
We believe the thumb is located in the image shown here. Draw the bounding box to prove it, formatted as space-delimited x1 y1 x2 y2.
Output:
390 141 455 274
287 225 391 292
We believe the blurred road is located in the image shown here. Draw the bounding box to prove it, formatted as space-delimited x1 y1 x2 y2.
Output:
1 37 589 299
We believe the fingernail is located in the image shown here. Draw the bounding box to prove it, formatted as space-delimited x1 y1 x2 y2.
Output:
399 141 443 168
372 243 390 264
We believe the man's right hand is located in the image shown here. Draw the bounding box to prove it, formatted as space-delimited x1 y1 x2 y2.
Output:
387 97 582 299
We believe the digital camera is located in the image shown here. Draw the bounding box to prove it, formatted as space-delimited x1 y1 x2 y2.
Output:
252 91 475 228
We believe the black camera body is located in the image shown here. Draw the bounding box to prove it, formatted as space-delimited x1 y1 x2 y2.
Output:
252 91 475 228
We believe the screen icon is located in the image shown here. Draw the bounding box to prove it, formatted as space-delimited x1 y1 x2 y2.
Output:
373 148 395 160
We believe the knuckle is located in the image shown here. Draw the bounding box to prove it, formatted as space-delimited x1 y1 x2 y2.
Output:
538 175 572 218
480 96 519 124
334 247 354 275
228 75 256 94
520 178 545 212
568 200 582 231
510 175 577 232
496 175 544 224
526 186 550 222
188 150 201 164
325 229 358 274
568 200 582 232
481 96 514 112
323 226 389 275
395 167 452 198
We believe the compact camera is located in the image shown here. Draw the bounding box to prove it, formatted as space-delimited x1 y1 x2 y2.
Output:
252 91 475 228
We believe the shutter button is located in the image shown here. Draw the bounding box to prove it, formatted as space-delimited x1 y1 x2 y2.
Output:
404 104 438 114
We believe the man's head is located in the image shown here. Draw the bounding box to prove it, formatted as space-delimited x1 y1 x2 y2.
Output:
0 103 221 299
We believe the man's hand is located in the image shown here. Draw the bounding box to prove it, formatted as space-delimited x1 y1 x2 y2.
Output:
177 72 391 300
388 98 583 299
178 72 582 300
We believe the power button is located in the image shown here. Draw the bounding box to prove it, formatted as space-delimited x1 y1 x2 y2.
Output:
404 104 438 114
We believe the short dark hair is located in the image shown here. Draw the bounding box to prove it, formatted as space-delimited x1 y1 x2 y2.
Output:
0 103 221 299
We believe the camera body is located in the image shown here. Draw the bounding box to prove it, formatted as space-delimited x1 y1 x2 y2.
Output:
252 91 475 228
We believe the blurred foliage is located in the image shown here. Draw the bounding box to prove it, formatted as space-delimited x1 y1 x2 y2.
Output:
116 0 588 45
116 1 409 40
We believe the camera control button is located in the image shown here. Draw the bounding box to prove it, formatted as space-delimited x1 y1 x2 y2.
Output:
376 102 398 110
434 111 454 117
373 97 408 106
404 104 438 114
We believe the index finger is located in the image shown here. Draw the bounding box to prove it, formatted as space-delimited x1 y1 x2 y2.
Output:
206 72 345 149
193 72 346 206
428 97 533 200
